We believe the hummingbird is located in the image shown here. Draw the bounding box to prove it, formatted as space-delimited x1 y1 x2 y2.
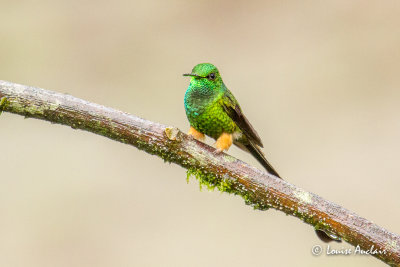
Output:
183 63 281 178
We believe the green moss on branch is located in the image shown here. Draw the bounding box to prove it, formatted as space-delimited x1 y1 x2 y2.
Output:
0 80 399 266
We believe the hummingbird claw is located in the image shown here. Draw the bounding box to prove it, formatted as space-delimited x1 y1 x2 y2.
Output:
213 148 224 155
214 133 233 152
188 126 205 141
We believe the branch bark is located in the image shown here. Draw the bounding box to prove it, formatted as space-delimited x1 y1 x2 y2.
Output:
0 80 399 266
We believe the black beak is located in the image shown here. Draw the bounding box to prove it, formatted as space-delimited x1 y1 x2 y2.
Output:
183 73 203 78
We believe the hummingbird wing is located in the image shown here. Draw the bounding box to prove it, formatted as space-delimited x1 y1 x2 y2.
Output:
220 89 281 178
220 90 263 147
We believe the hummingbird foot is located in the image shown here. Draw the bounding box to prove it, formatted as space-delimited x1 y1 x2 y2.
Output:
188 126 205 141
215 132 233 152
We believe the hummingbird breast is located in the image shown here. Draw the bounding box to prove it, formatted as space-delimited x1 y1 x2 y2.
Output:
184 86 238 139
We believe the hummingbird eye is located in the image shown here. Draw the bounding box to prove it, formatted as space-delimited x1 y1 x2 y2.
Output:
208 73 216 80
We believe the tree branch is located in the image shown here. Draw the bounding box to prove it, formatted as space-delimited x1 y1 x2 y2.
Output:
0 80 399 266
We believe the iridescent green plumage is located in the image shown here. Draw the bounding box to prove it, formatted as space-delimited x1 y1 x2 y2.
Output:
184 64 236 139
183 63 281 178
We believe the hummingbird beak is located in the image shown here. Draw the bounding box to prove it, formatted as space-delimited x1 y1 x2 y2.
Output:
183 73 203 78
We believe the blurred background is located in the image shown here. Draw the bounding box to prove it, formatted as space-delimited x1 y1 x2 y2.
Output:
1 0 399 266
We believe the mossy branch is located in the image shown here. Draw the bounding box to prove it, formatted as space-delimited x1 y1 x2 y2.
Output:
0 80 399 266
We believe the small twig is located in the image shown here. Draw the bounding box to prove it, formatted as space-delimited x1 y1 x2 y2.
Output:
0 80 399 266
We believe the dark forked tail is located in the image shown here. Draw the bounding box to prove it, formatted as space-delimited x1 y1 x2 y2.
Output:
244 142 281 179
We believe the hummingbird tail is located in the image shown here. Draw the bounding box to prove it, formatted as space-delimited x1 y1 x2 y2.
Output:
243 142 281 179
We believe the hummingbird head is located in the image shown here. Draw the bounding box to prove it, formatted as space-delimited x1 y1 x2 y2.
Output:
183 63 223 90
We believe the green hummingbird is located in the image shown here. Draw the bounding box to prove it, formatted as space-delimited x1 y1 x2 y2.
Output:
183 63 281 178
